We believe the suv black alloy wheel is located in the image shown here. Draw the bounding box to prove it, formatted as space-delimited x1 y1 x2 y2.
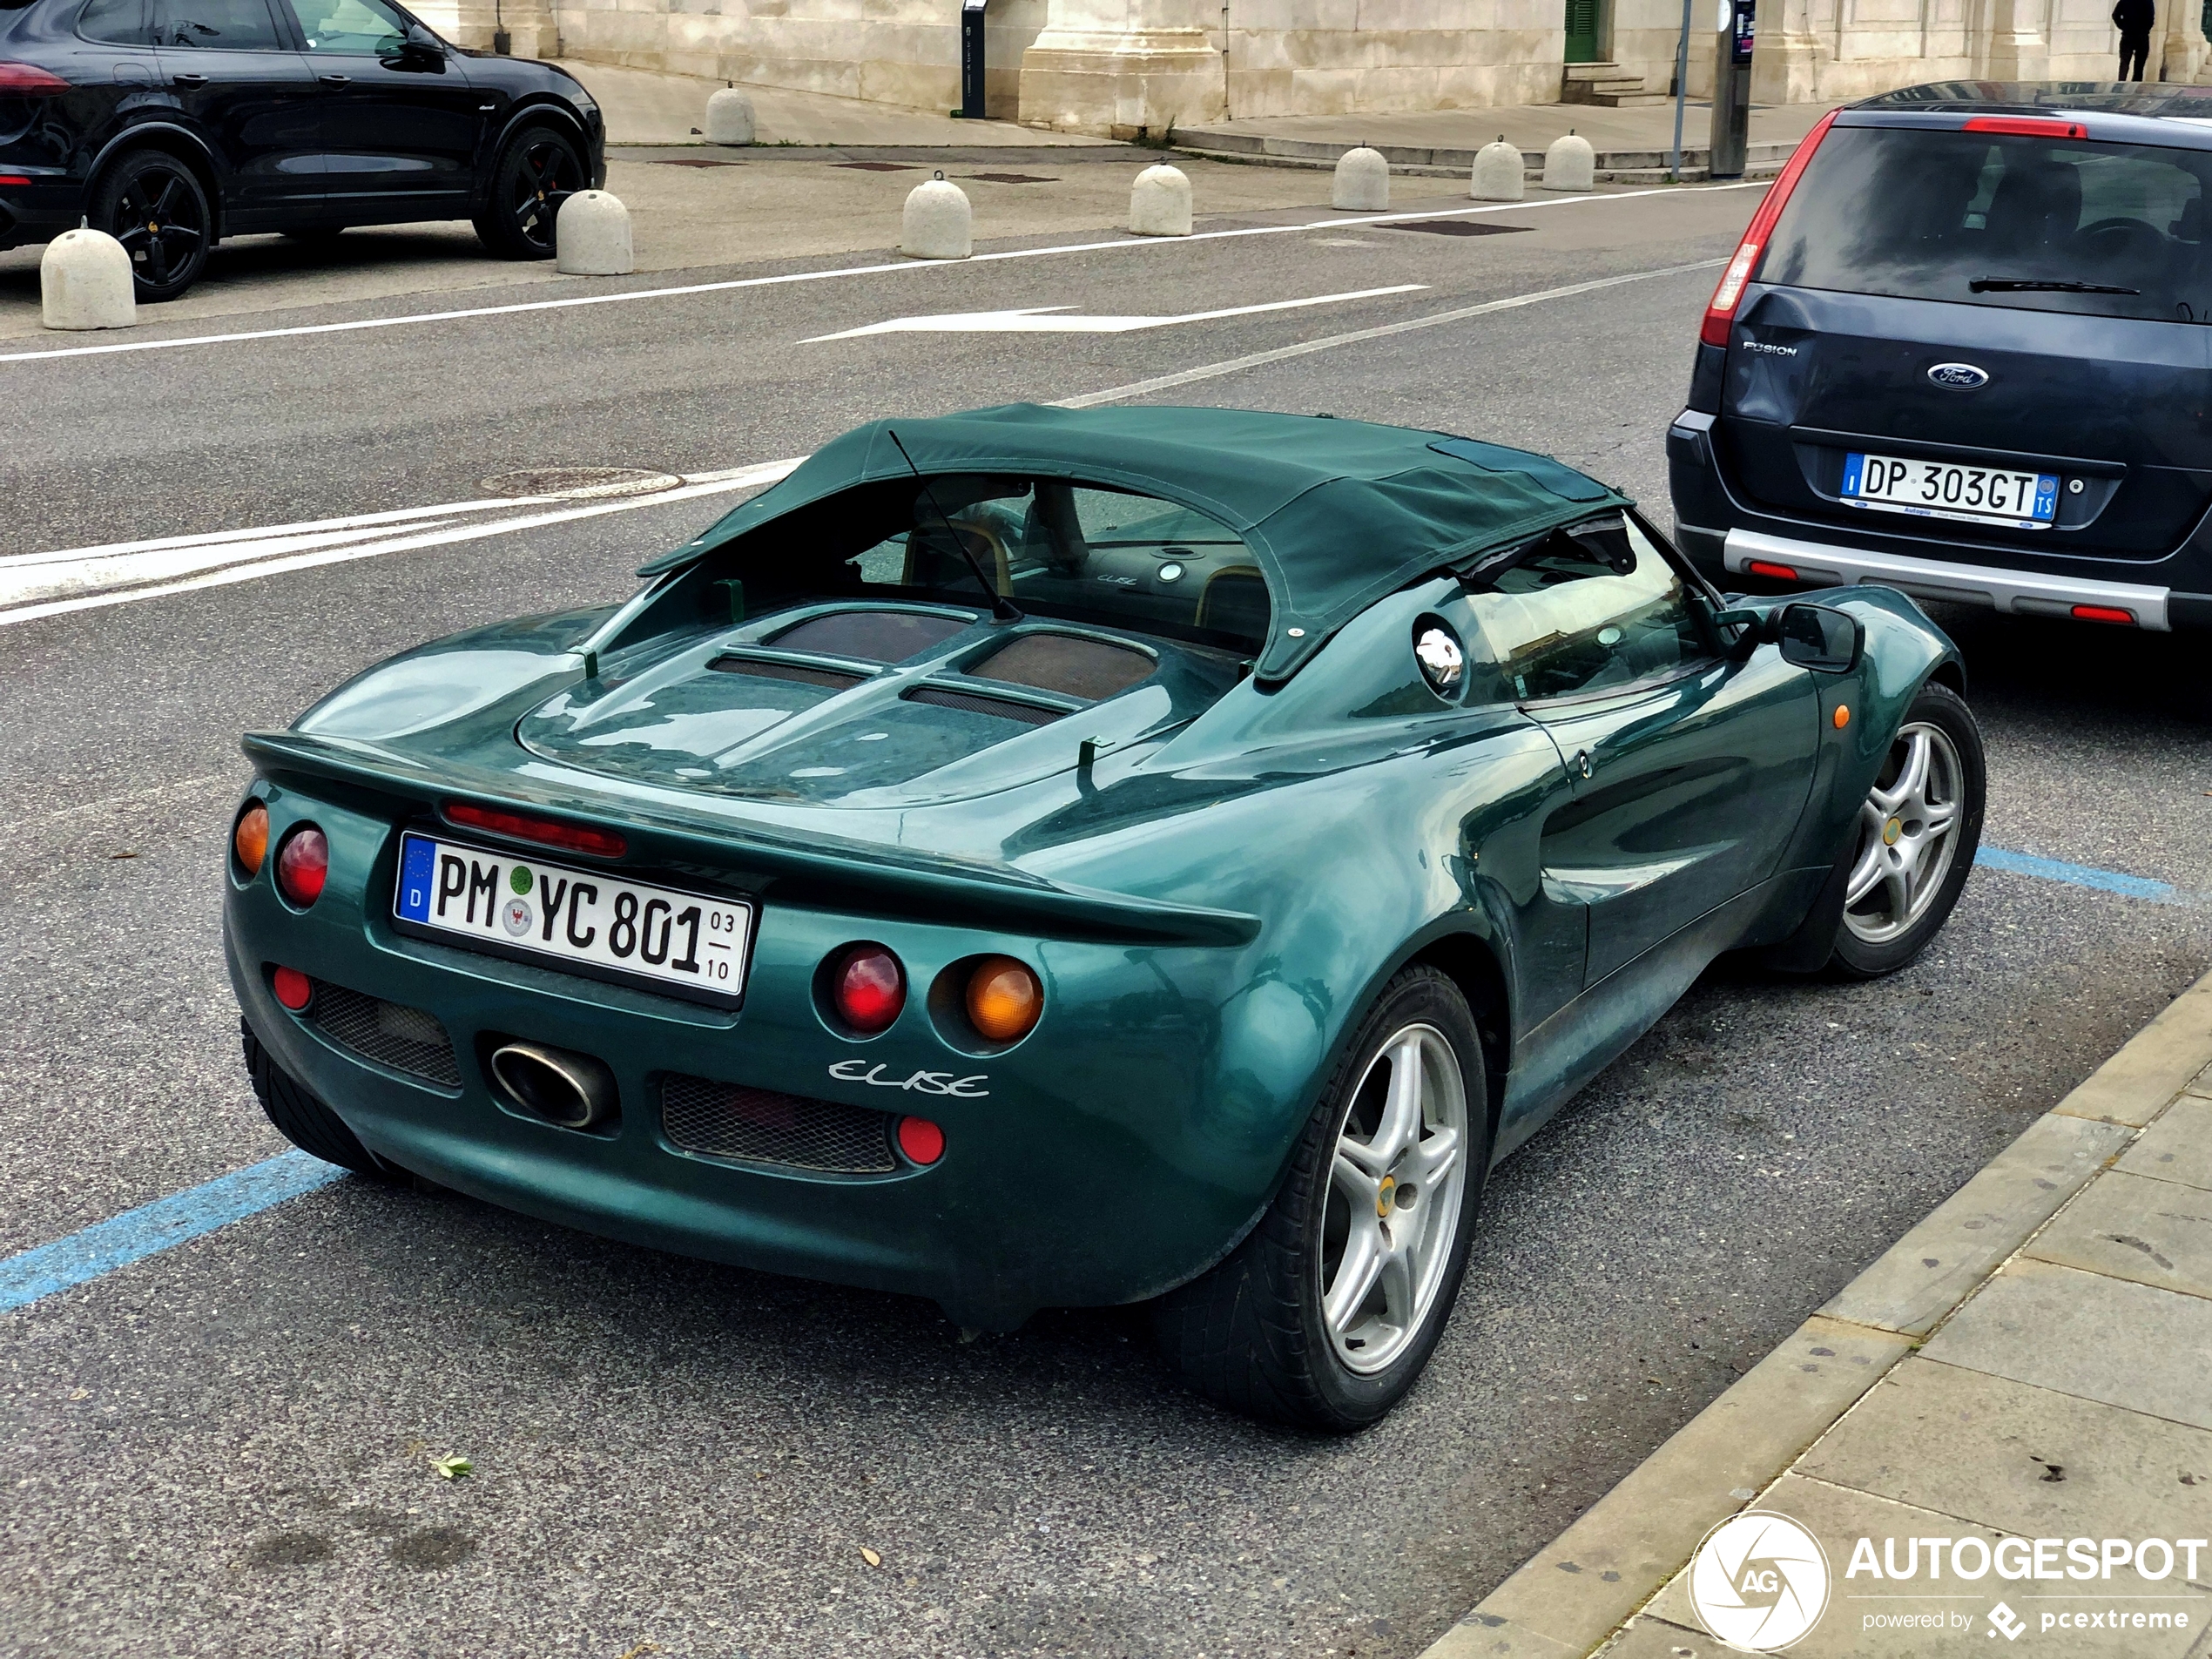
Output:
95 150 211 303
477 125 584 260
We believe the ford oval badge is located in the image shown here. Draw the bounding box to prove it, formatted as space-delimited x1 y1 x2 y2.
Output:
1927 362 1991 389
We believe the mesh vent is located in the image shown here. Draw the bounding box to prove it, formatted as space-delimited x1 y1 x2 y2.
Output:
662 1075 898 1173
307 981 462 1088
967 633 1154 701
904 686 1063 726
770 610 971 663
709 657 867 691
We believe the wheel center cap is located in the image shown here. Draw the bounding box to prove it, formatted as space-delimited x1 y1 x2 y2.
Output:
1376 1175 1396 1218
146 221 158 233
1883 816 1903 846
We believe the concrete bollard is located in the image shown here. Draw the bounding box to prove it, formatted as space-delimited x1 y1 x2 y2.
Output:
1470 137 1525 202
40 227 135 332
556 190 634 275
1543 131 1596 192
1331 145 1389 212
1128 163 1192 236
705 86 755 146
901 172 972 260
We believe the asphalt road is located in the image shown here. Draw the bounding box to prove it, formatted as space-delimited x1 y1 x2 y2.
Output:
3 177 2209 1659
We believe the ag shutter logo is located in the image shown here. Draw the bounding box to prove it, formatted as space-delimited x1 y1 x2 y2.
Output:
1689 1511 1831 1651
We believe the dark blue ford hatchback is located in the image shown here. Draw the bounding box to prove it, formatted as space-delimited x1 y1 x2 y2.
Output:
1669 83 2212 632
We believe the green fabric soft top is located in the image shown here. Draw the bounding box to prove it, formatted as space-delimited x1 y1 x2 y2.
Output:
640 403 1633 684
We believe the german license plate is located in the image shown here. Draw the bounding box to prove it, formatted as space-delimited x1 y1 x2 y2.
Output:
1842 452 2058 529
394 833 752 1002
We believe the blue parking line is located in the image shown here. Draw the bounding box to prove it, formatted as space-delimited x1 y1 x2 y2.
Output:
0 1150 346 1314
1979 846 2186 906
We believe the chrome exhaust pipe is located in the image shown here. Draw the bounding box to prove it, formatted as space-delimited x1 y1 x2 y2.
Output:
488 1041 617 1130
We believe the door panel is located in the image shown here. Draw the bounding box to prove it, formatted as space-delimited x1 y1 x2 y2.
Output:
285 0 482 216
1526 651 1817 987
152 0 321 220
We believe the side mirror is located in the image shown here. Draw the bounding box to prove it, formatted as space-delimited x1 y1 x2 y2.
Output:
1776 602 1861 674
383 28 443 67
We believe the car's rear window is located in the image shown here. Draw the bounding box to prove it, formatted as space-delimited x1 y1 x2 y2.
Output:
1759 124 2212 323
847 477 1270 651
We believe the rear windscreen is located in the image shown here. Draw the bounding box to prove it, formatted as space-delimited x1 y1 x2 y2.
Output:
1759 125 2212 324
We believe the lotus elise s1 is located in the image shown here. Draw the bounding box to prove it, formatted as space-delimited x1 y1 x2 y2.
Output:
224 405 1984 1429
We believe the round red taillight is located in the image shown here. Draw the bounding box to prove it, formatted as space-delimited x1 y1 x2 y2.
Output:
832 944 905 1034
272 966 313 1010
275 826 328 906
897 1116 945 1165
233 802 269 877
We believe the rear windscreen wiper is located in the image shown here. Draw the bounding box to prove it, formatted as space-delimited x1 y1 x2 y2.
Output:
1969 277 2140 294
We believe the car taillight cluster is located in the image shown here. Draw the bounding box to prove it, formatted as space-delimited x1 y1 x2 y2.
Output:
0 63 70 94
819 943 1048 1170
233 800 327 905
1700 110 1839 348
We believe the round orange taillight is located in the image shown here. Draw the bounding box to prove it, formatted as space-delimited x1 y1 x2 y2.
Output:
275 826 328 907
832 944 905 1034
965 955 1042 1043
233 802 269 877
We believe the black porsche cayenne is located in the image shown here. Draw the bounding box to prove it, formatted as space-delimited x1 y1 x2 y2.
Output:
0 0 604 300
1670 83 2212 634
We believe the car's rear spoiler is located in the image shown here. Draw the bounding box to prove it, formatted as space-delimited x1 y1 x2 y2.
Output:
243 730 1261 949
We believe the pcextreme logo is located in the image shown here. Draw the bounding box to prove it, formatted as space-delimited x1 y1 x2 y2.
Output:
1689 1511 1831 1651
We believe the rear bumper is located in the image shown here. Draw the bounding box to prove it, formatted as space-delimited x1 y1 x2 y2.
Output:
1716 527 2175 629
1669 409 2212 630
222 784 1294 1328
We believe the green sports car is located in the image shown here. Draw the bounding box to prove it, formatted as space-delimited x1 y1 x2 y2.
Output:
224 405 1984 1430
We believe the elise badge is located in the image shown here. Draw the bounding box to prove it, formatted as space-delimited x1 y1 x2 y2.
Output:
828 1059 989 1098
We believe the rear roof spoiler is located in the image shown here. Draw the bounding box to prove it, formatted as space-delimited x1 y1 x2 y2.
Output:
243 730 1262 949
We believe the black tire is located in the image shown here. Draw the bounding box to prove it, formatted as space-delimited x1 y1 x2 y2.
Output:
1829 680 1985 979
91 148 212 302
1151 966 1491 1432
240 1017 396 1180
472 124 585 260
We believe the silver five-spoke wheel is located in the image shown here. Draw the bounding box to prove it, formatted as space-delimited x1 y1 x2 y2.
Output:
1321 1022 1468 1373
1844 719 1964 946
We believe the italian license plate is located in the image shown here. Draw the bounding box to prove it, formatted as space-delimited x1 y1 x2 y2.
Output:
1841 452 2058 529
394 833 752 1003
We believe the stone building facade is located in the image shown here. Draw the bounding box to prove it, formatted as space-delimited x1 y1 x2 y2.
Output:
418 0 2209 136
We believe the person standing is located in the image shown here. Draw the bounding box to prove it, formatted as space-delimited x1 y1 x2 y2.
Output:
2113 0 2155 80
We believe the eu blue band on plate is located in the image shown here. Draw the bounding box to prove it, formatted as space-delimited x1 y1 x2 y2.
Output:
2035 475 2059 519
398 833 436 922
1842 453 1865 496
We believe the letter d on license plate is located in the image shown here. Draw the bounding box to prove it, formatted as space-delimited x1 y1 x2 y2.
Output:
394 833 752 1005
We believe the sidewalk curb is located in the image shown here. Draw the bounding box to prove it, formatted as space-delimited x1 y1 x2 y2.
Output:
1421 969 2212 1659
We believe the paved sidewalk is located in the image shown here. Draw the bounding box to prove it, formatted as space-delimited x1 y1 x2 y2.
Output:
565 61 1116 149
1427 970 2212 1656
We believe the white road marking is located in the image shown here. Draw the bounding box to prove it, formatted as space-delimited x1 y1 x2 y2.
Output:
0 184 1758 367
1 257 1726 626
0 461 802 627
1055 258 1728 408
802 284 1426 341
